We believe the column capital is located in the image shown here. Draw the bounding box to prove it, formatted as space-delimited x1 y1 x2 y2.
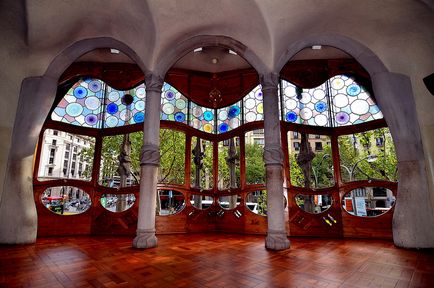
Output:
133 229 158 249
145 73 164 93
263 144 284 166
259 72 279 92
140 144 160 166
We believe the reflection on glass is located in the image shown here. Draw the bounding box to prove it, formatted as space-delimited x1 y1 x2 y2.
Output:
191 137 213 189
338 128 398 182
190 195 214 210
99 132 142 187
159 129 185 184
218 137 240 190
37 129 95 182
295 194 333 214
41 186 91 215
157 190 185 215
218 195 241 210
244 130 265 184
246 190 268 216
100 194 135 212
342 187 395 217
288 132 334 188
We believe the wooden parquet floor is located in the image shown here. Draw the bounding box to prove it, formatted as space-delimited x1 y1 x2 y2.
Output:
1 234 433 288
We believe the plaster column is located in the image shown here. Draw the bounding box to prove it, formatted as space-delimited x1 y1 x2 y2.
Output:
372 72 434 248
132 74 163 249
261 73 290 250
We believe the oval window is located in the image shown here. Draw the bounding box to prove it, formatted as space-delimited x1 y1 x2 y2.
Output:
245 190 267 216
218 195 241 210
157 190 185 215
342 187 395 217
295 194 333 214
190 194 214 210
41 186 91 215
100 194 135 212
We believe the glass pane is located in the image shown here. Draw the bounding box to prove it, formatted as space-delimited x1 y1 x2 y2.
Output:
41 186 91 215
51 78 105 128
99 132 142 187
160 83 188 124
330 75 383 126
218 195 241 210
295 194 333 214
246 190 267 216
342 187 395 217
190 102 215 133
338 128 398 182
288 132 334 188
217 101 241 133
190 195 214 210
37 129 95 181
157 190 185 215
244 130 265 185
217 138 240 190
100 194 136 212
243 85 264 123
190 137 213 189
159 129 185 184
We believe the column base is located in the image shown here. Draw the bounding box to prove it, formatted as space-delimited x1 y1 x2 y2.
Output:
265 230 290 250
132 229 158 249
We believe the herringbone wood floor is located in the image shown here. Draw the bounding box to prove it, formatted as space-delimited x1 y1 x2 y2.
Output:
1 234 433 288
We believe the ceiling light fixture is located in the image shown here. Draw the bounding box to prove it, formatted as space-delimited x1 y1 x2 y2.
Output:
193 47 203 53
110 49 120 54
228 49 237 55
311 45 322 50
211 58 219 64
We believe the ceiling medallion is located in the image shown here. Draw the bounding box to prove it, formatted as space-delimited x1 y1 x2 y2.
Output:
209 87 222 108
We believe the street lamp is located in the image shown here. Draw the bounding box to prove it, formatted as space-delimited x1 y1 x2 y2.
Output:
341 154 377 181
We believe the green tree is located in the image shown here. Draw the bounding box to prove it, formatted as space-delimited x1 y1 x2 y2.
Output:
159 129 185 184
245 143 265 184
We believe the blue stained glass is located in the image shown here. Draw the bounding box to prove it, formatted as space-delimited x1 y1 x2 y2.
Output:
347 84 361 96
228 105 241 118
174 111 186 122
218 123 229 133
106 103 118 114
315 101 327 112
203 110 214 121
286 112 297 122
74 87 87 98
89 81 102 92
85 114 98 126
134 112 145 123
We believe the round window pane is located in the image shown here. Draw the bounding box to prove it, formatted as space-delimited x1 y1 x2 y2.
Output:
100 194 135 212
295 194 333 214
190 195 213 210
158 190 185 215
245 190 267 216
218 195 241 210
41 186 91 215
342 187 395 217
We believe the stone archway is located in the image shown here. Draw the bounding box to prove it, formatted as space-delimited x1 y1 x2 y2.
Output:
0 37 149 244
276 33 434 248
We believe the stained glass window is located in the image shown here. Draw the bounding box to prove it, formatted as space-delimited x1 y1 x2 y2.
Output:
51 78 146 128
217 101 241 134
160 83 188 124
243 85 264 123
282 75 383 127
190 102 215 133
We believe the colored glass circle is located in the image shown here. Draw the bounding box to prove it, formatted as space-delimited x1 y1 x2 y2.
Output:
229 118 239 128
255 89 263 100
135 87 146 99
218 123 229 133
228 105 241 118
175 98 186 110
105 116 119 127
285 111 297 122
119 109 128 121
203 110 214 121
351 99 370 115
106 103 118 114
165 90 176 100
284 85 296 97
121 94 134 106
162 103 175 114
256 103 263 114
135 100 145 111
192 107 202 117
347 84 361 96
245 111 256 122
88 80 102 92
134 112 145 123
335 112 350 125
174 112 186 122
84 96 101 110
108 91 120 102
285 99 297 110
191 119 201 129
315 101 327 112
333 93 349 108
65 103 83 117
73 86 87 99
313 89 326 100
300 107 313 120
203 123 213 133
245 98 256 109
331 77 345 90
85 114 98 126
300 92 311 104
314 114 328 126
218 110 228 121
